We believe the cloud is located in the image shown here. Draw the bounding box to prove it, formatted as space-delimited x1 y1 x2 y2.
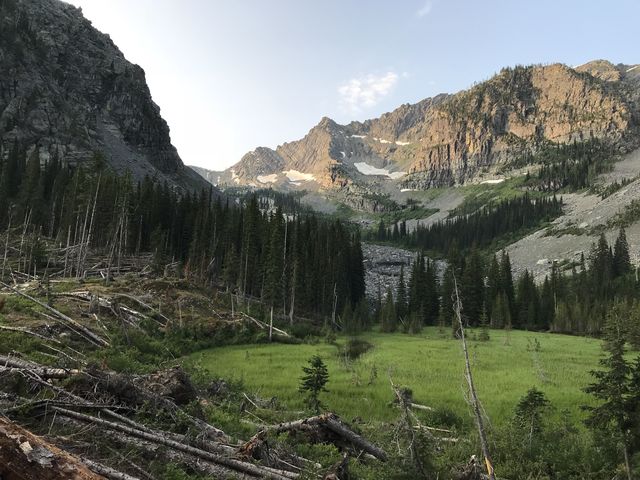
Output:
416 0 432 17
338 71 399 114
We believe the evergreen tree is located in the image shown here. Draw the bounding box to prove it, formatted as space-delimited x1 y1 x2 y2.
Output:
381 288 398 333
613 228 631 278
486 255 501 325
491 292 511 330
461 248 484 326
538 276 555 330
500 251 516 320
584 304 636 477
299 355 329 414
396 266 407 323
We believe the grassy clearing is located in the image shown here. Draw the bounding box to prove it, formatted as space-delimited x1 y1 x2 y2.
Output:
190 328 602 427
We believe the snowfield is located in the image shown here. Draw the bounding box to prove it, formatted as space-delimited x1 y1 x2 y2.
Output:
354 162 406 179
257 174 278 184
284 170 315 182
480 179 505 184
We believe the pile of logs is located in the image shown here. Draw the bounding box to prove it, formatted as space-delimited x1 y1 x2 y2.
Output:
0 351 387 479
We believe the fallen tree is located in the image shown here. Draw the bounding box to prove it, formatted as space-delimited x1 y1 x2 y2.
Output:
0 416 107 480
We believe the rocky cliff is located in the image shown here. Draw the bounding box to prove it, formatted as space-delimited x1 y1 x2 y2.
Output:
0 0 208 191
211 61 639 196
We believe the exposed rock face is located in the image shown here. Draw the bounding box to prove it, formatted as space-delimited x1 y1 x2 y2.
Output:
209 61 638 197
0 0 209 191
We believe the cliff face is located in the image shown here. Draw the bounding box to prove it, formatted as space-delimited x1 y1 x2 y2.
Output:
215 62 638 193
0 0 208 191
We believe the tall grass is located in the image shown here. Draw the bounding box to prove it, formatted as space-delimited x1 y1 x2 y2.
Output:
190 328 602 425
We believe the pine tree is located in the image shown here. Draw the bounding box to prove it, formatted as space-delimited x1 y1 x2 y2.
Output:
539 276 555 330
584 304 635 478
499 251 516 321
424 259 440 325
486 255 501 325
396 266 407 323
461 249 484 326
381 287 398 333
613 228 631 278
299 355 329 414
491 292 511 330
440 264 455 334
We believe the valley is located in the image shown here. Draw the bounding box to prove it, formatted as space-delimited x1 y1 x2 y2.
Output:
1 0 640 478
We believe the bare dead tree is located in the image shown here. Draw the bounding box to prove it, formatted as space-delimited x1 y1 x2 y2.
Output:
1 206 12 281
453 276 495 480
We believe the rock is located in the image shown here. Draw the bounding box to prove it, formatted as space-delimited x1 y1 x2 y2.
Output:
0 0 211 193
201 61 639 209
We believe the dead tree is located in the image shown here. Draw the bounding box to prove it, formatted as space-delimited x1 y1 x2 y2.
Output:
453 277 495 480
0 417 107 480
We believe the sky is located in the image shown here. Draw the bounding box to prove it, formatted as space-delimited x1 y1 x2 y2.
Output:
65 0 640 171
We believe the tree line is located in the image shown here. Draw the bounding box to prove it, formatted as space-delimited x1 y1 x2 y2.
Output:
0 143 366 320
369 194 563 253
364 228 640 339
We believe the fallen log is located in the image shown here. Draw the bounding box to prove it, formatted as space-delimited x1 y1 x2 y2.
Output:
244 413 387 462
54 415 253 480
0 281 109 347
0 416 106 480
0 324 62 344
0 354 82 379
51 407 296 480
81 458 142 480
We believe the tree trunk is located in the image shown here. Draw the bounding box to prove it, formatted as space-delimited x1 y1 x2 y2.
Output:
453 277 495 480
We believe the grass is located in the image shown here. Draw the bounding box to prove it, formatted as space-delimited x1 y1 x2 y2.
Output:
189 328 602 427
448 176 543 216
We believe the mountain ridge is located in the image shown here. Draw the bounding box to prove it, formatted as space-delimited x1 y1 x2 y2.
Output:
0 0 209 192
196 60 639 203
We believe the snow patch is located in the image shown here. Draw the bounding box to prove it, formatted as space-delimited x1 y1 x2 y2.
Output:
340 151 346 158
400 188 418 192
257 174 278 184
388 171 407 179
284 170 315 182
480 179 505 184
396 141 411 146
349 134 367 139
627 65 639 72
373 137 392 144
354 162 406 179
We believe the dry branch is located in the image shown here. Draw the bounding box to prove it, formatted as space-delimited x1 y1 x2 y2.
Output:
0 281 109 347
51 407 296 480
0 416 106 480
0 354 81 379
453 277 495 480
81 458 142 480
244 413 387 462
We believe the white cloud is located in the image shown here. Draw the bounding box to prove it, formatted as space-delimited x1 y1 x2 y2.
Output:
416 0 433 17
338 71 399 114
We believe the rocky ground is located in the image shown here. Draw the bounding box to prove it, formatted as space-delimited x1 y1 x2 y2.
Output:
362 243 415 299
506 147 640 281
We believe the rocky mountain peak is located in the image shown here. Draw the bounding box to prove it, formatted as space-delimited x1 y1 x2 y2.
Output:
205 60 638 206
0 0 208 191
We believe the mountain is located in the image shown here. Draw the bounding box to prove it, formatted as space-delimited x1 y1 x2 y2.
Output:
204 61 640 206
0 0 209 191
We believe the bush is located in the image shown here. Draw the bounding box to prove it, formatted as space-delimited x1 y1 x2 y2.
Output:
290 322 322 340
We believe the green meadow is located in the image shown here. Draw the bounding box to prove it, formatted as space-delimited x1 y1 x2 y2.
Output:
190 328 603 426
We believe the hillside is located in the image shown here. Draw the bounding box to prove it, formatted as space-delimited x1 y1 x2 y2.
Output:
0 0 209 191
